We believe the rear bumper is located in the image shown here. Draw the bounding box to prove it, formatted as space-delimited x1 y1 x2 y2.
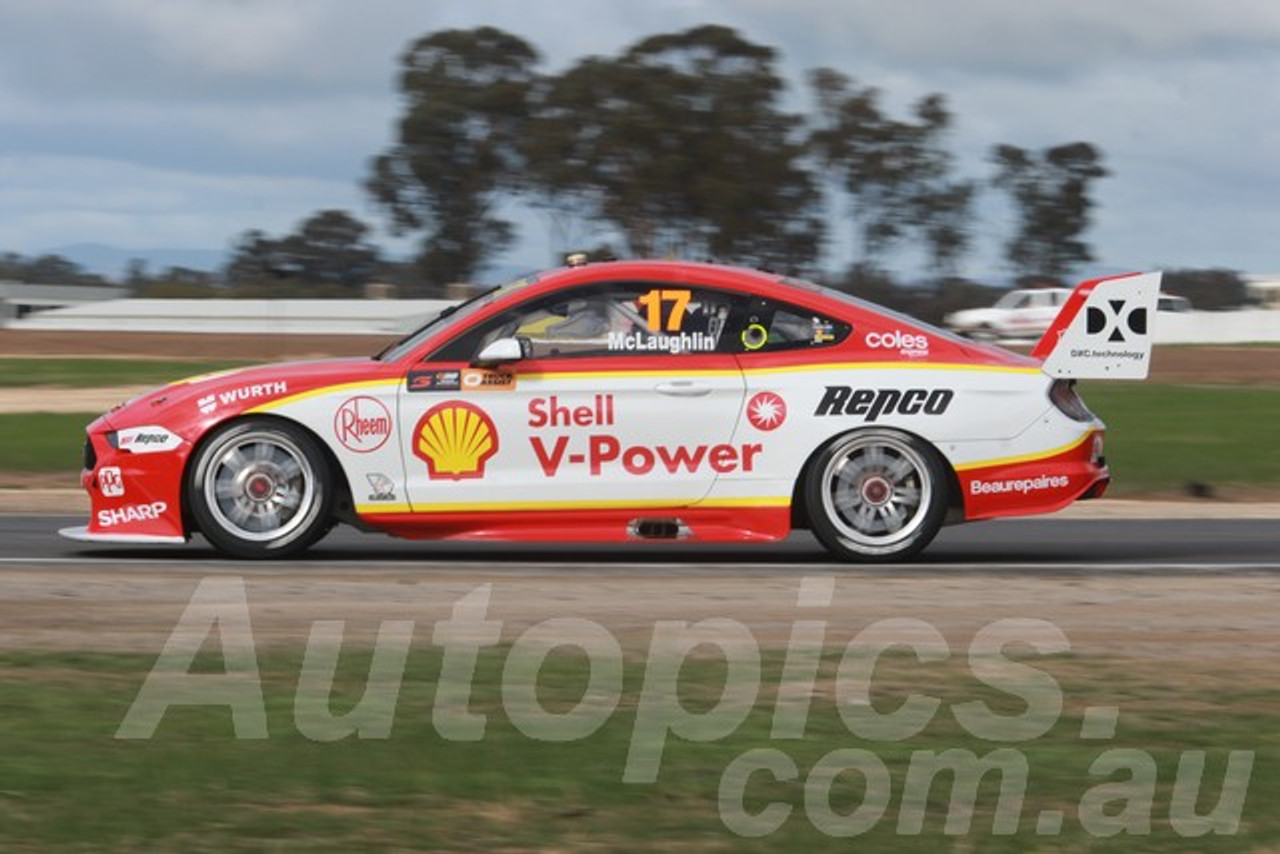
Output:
959 429 1109 521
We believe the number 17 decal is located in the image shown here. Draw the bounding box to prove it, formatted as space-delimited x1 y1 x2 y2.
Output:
637 288 691 332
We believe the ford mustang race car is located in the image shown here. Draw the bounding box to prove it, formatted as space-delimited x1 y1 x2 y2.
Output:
61 261 1161 561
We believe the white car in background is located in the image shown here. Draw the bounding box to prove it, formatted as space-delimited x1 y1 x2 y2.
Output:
943 288 1072 341
946 287 1191 341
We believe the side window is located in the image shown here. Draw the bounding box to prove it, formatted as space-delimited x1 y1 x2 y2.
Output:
736 298 851 353
429 281 747 362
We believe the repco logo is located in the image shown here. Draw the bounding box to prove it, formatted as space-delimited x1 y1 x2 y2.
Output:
815 387 954 421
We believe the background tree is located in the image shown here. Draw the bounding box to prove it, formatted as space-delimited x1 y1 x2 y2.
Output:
224 210 380 296
366 27 538 294
991 141 1108 281
525 25 823 273
0 252 109 286
130 267 221 298
810 69 973 275
1160 269 1248 311
277 210 379 289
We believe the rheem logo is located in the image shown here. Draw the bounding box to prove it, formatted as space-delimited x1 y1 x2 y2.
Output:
333 396 393 453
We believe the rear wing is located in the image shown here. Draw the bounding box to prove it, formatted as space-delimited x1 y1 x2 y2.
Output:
1032 272 1162 380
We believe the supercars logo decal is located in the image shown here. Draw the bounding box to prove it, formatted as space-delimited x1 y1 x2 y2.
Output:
745 391 787 431
407 369 461 393
1087 299 1148 343
413 401 499 480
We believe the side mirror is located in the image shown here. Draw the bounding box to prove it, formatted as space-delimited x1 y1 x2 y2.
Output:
474 336 525 366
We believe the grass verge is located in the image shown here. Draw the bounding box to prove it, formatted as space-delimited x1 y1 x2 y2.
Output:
0 646 1275 852
0 357 254 389
1080 383 1280 496
0 413 98 473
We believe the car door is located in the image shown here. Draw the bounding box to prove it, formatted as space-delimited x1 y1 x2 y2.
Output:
396 280 747 514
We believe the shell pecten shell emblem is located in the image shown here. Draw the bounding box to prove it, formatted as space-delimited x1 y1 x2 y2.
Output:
412 401 500 480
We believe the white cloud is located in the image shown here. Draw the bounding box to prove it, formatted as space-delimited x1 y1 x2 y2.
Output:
0 0 1276 274
0 154 365 251
722 0 1280 76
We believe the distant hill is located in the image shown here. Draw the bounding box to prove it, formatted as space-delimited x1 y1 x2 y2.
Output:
45 243 227 280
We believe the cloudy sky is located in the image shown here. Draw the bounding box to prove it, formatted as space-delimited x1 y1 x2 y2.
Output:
2 0 1278 281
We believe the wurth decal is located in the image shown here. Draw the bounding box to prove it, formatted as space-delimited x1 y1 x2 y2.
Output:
198 381 289 414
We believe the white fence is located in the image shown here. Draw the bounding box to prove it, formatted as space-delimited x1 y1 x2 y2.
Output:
8 298 454 336
8 297 1279 344
1152 309 1280 344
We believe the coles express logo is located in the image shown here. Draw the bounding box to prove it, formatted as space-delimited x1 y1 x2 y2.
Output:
333 396 393 453
866 329 929 355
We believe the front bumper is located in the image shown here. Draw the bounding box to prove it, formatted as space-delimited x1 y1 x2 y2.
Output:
59 525 186 545
61 417 191 545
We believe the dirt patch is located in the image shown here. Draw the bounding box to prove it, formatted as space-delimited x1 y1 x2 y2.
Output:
0 385 156 414
2 568 1279 663
1139 345 1279 385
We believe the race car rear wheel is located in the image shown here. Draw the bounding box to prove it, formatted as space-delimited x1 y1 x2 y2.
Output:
805 429 948 562
189 419 333 559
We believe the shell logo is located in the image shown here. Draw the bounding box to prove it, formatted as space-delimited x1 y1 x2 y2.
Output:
412 401 499 480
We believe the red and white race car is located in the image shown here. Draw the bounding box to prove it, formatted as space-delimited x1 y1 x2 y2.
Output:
61 261 1160 561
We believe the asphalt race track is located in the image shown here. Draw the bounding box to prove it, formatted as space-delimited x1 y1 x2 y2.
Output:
3 514 1278 573
5 512 1279 665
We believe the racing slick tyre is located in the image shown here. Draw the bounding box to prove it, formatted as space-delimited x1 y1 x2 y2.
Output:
805 429 949 562
188 419 334 559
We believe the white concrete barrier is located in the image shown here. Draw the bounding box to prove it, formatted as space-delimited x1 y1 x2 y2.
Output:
9 298 456 336
1152 309 1280 344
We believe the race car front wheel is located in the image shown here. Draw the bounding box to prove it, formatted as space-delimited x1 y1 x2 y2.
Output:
805 429 948 562
188 419 334 559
